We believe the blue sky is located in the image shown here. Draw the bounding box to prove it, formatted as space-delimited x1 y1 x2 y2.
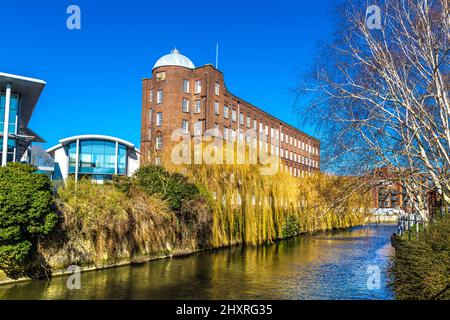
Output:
1 0 335 149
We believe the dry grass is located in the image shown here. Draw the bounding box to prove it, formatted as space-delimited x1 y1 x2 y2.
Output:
42 178 181 268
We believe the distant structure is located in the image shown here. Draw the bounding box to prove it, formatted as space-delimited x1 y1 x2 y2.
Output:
140 49 320 177
0 72 46 166
46 135 140 183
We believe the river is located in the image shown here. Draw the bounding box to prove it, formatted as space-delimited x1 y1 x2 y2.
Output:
0 224 396 300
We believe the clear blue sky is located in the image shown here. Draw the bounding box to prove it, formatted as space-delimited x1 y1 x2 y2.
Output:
1 0 335 149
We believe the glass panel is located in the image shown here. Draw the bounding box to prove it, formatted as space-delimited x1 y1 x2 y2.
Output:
68 142 77 173
0 92 19 134
118 144 127 174
0 138 16 163
69 140 126 177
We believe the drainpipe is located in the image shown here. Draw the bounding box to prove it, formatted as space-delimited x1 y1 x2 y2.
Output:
2 83 11 166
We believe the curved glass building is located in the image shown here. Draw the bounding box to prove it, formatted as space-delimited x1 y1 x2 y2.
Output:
47 135 140 182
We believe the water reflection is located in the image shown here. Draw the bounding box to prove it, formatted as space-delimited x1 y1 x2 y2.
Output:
0 224 395 300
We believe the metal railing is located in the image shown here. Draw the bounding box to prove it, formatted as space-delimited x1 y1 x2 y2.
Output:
397 213 426 239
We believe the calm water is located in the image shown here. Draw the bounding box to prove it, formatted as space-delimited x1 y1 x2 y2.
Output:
0 224 396 300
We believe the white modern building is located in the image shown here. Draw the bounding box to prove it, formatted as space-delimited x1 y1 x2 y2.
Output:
47 135 140 183
1 72 46 166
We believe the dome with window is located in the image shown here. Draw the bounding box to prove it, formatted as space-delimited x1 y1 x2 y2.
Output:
153 48 195 70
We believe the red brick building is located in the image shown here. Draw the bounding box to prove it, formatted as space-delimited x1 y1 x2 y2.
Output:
140 49 320 177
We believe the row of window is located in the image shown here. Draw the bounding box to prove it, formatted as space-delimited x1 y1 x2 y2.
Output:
152 108 318 157
150 80 220 104
284 165 315 178
213 102 319 156
154 123 319 168
181 79 220 96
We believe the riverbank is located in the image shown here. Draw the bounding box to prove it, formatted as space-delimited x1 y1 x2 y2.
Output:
0 224 367 286
0 222 377 286
0 224 396 299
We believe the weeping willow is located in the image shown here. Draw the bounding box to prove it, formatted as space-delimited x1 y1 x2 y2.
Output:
165 140 372 247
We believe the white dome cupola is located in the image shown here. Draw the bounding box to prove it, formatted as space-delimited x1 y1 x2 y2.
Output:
153 48 195 70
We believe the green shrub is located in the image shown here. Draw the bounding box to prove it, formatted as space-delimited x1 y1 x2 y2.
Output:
135 165 200 211
0 163 57 278
390 216 450 300
282 215 300 238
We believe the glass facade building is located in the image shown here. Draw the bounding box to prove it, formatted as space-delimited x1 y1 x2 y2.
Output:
1 72 46 166
68 139 127 180
47 135 140 183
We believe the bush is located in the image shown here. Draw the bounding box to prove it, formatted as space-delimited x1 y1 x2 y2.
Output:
282 215 300 238
390 216 450 300
0 163 57 278
135 165 200 211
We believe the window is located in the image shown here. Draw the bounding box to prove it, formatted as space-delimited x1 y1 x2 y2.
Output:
195 80 202 94
215 82 220 95
239 112 244 125
182 98 189 112
253 119 257 130
271 127 274 138
223 126 228 140
149 90 153 102
182 79 190 93
224 106 229 119
259 122 263 133
232 110 237 122
156 72 166 81
194 121 202 136
156 112 162 126
156 136 163 150
156 90 163 104
214 123 219 135
155 157 161 165
281 132 284 142
246 116 251 128
265 125 269 136
195 100 201 113
214 101 219 115
149 109 153 124
182 120 189 133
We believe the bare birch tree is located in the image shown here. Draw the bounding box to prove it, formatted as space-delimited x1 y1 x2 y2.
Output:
298 0 449 220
